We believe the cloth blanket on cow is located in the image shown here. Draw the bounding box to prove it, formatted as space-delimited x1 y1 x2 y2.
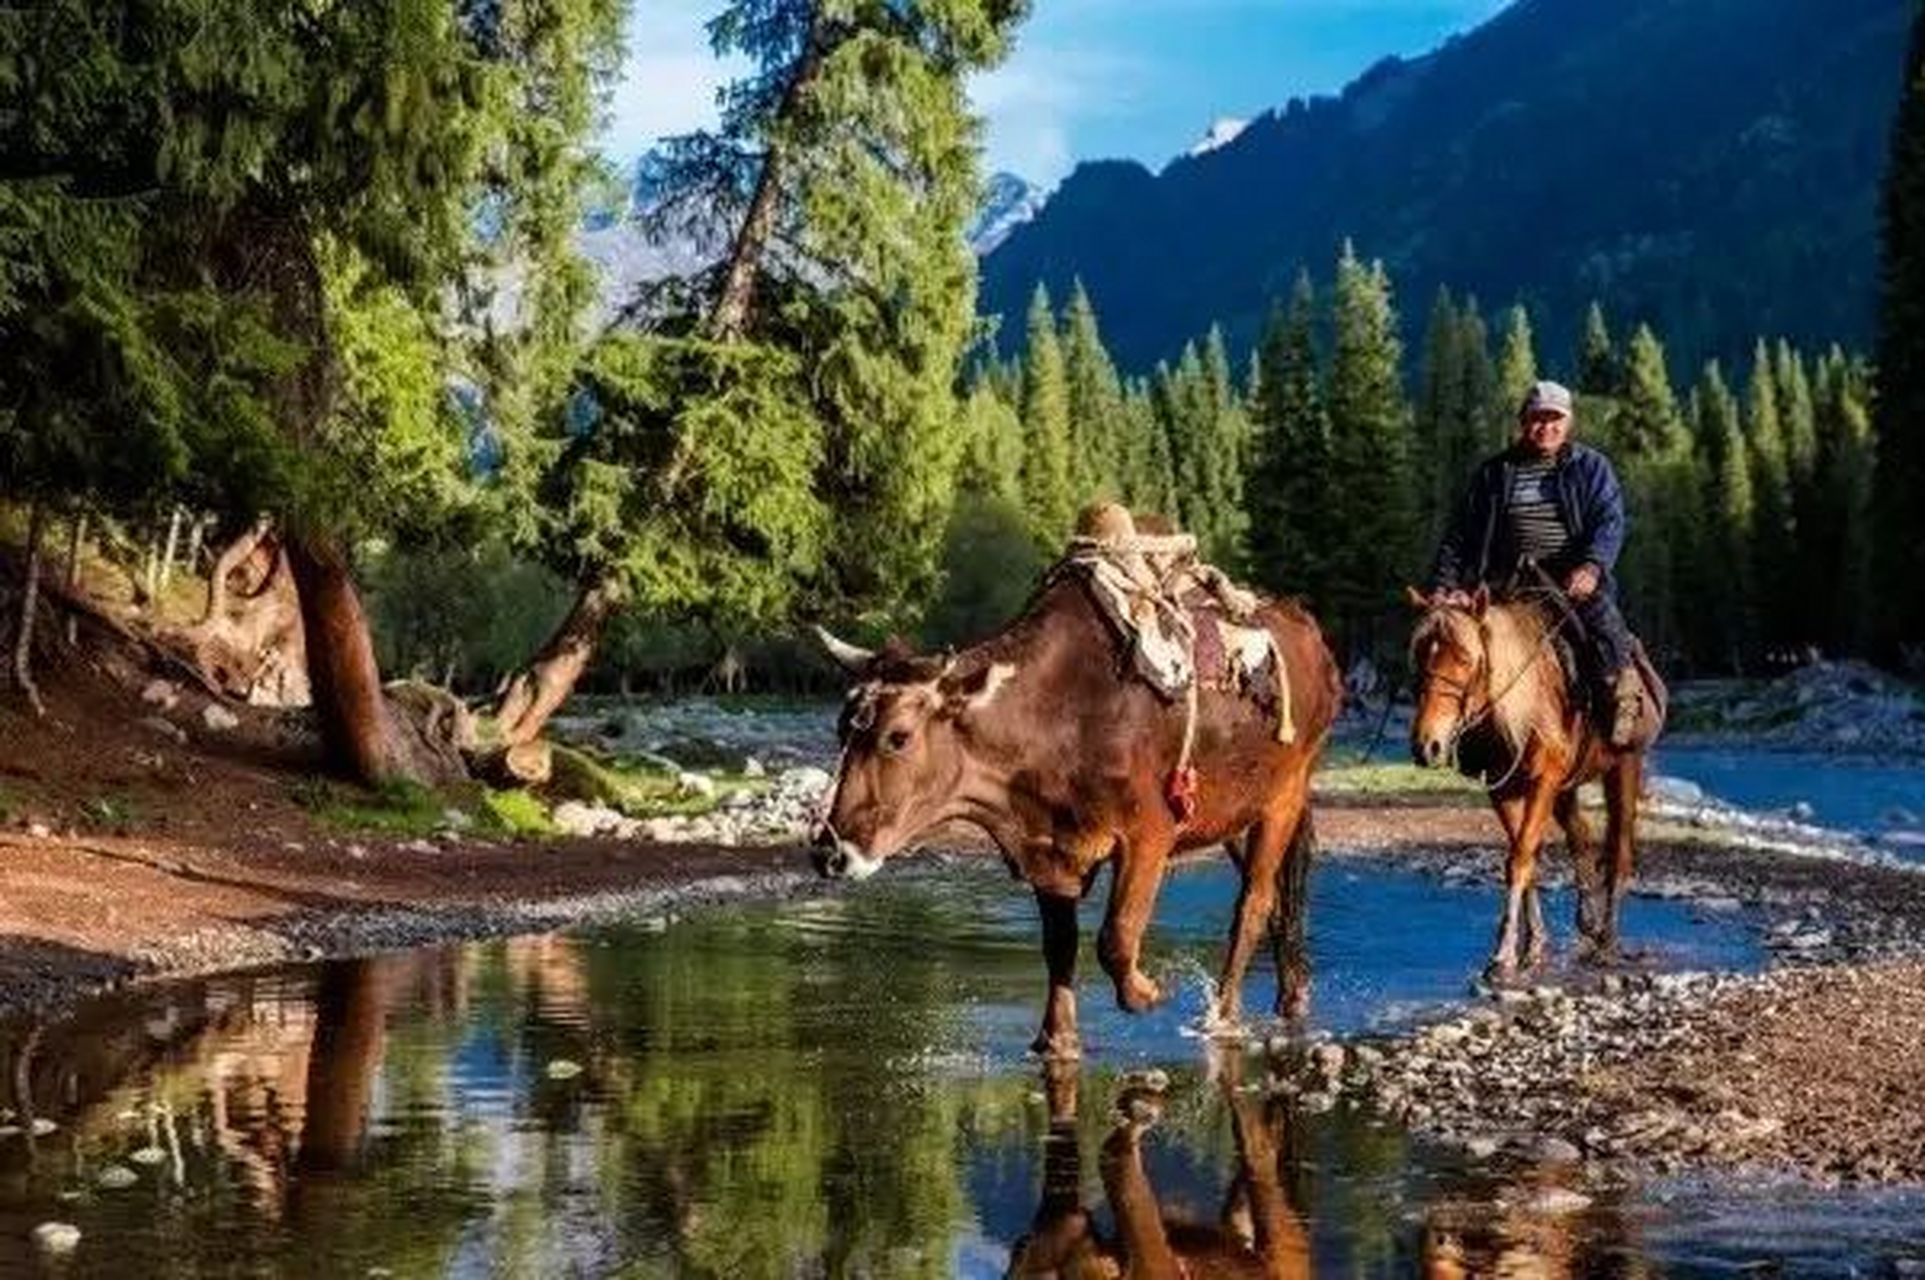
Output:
1051 510 1297 748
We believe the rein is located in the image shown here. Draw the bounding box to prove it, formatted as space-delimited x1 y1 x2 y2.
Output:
1426 590 1579 792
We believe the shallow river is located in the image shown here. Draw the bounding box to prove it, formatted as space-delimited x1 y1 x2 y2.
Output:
0 856 1920 1277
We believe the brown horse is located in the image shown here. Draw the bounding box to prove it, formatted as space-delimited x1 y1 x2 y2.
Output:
1406 586 1665 979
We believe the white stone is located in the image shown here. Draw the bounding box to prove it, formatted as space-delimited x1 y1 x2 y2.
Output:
127 1146 167 1166
31 1223 80 1256
676 772 717 799
743 757 766 778
545 1059 584 1080
200 703 240 732
95 1165 139 1190
139 679 181 710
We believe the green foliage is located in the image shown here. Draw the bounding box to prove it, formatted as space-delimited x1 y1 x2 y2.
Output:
1018 284 1077 546
1576 302 1619 396
1491 304 1538 435
1247 273 1333 604
1323 243 1416 654
1877 3 1925 654
558 334 827 625
920 493 1047 647
366 540 573 691
481 787 559 837
1060 281 1126 501
1695 361 1757 666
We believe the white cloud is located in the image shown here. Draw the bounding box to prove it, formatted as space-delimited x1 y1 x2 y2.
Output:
969 47 1146 187
599 3 746 162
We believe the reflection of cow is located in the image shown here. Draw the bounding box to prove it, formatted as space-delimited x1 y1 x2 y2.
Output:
1008 1061 1313 1279
812 571 1341 1058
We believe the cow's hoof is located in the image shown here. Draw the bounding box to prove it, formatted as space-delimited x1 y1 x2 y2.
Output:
1482 957 1521 987
1577 938 1621 966
1117 971 1163 1014
1029 1030 1082 1062
1276 988 1311 1023
1202 1000 1246 1039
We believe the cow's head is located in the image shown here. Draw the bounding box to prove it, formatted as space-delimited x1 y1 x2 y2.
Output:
809 628 1016 881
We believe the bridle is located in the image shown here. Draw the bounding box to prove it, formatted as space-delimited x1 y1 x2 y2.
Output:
1416 596 1577 791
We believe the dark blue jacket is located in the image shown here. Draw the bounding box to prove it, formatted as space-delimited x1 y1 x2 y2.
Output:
1430 441 1627 592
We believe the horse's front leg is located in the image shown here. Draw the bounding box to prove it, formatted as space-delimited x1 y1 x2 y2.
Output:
1488 773 1559 982
1032 887 1083 1060
1098 830 1172 1014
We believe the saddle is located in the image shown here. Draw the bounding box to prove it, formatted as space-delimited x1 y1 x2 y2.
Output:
1053 504 1296 745
1515 595 1667 751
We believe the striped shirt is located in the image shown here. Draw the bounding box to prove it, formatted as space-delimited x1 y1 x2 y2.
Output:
1505 457 1570 563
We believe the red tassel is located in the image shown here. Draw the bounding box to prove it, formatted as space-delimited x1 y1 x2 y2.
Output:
1166 765 1200 824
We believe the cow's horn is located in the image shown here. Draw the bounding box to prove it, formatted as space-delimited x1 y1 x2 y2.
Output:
812 625 876 674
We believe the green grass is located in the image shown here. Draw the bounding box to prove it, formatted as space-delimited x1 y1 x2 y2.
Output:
291 777 450 837
481 787 557 837
547 742 770 818
1313 758 1482 796
79 792 142 833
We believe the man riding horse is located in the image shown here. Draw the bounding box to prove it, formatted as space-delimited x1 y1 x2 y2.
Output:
1428 379 1643 746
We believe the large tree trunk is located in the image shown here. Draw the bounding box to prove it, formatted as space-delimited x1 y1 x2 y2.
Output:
285 533 456 785
12 500 47 717
491 574 626 747
706 35 823 341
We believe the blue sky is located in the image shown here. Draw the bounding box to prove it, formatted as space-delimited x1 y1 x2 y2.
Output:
604 1 1512 189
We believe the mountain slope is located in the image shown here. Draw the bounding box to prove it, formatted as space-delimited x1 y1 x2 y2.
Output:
980 0 1909 372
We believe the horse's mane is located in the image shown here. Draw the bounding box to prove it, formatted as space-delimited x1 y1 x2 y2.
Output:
1413 598 1573 763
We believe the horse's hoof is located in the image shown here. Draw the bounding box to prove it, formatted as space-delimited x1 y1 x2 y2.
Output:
1202 1003 1247 1040
1277 978 1312 1023
1482 959 1521 987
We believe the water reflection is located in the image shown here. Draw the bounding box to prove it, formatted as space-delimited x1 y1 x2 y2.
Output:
0 874 1905 1276
1011 1057 1312 1279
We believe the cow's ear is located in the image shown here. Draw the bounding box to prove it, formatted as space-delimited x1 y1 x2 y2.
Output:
1404 585 1430 611
1470 584 1491 617
942 662 1016 717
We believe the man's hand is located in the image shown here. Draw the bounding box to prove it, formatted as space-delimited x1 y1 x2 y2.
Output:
1565 564 1601 601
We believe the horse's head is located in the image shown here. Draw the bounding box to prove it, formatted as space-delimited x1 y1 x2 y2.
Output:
1406 586 1490 769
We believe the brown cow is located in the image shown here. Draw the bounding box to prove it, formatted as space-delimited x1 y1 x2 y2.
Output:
810 573 1341 1058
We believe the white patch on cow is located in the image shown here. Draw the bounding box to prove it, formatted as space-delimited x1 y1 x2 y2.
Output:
835 840 885 881
968 662 1018 711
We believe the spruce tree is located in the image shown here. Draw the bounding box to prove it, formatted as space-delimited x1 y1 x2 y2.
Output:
1060 281 1126 501
1416 288 1463 541
1577 302 1619 396
959 382 1026 506
1020 284 1077 546
1774 339 1819 486
1611 324 1691 658
1492 304 1538 433
1130 378 1179 519
1743 340 1798 651
1696 362 1757 670
1815 355 1878 655
1324 245 1416 657
1248 273 1333 603
1875 2 1925 653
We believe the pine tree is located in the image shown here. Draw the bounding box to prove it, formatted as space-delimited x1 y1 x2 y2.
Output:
1695 362 1757 670
1247 273 1333 603
959 382 1026 506
1060 281 1126 501
1743 340 1798 651
1416 288 1463 541
1774 339 1819 486
1129 378 1179 519
1324 244 1416 657
0 0 626 780
1876 6 1925 653
1815 354 1878 655
1577 301 1619 396
1611 324 1692 659
1197 325 1253 566
1492 304 1538 433
1020 284 1077 546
